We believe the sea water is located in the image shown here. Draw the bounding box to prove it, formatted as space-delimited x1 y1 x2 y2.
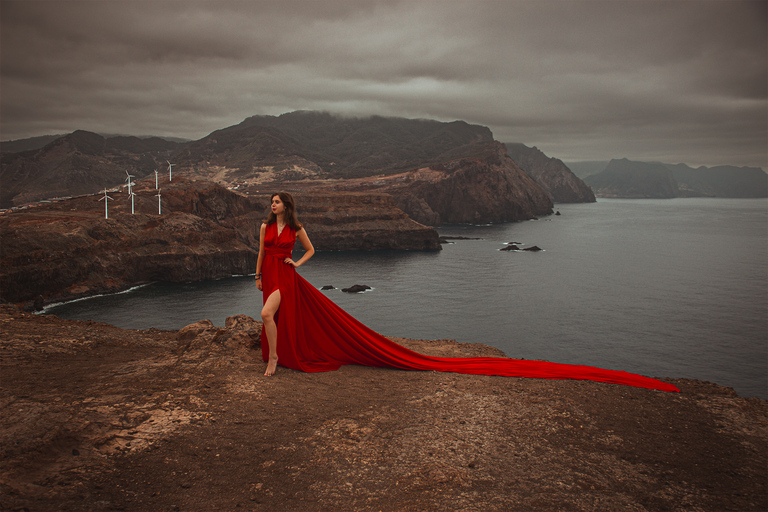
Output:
45 198 768 399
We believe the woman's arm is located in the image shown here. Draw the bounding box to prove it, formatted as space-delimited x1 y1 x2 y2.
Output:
255 223 267 290
287 227 315 268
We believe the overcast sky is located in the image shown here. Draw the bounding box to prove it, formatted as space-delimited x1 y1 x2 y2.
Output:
1 0 765 168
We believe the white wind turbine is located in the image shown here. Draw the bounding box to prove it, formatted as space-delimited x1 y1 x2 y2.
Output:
125 170 135 195
125 171 137 214
155 189 162 215
154 169 159 189
167 160 174 182
98 188 114 219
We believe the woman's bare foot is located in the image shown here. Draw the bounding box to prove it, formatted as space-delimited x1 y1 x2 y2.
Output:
264 357 278 377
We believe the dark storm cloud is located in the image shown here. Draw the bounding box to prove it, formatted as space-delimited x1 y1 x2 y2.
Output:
1 0 765 168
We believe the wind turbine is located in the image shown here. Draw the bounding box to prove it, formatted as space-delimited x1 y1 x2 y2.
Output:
154 169 159 189
98 188 114 219
125 170 135 195
167 160 174 182
129 191 136 214
155 189 162 215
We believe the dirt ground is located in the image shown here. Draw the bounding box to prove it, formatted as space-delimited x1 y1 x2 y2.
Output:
1 304 766 512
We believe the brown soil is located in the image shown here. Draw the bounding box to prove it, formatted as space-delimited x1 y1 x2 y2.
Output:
1 305 766 512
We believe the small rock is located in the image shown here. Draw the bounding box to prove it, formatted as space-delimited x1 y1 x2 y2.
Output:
321 285 335 290
523 246 542 252
342 284 371 293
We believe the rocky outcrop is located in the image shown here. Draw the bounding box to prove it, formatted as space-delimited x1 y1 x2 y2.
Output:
2 304 766 512
0 178 440 307
285 142 554 225
506 143 596 203
287 192 441 251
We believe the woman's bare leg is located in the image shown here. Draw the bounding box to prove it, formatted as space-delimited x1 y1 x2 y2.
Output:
261 289 281 376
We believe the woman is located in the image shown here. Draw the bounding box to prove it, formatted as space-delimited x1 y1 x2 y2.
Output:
255 192 315 376
254 192 679 392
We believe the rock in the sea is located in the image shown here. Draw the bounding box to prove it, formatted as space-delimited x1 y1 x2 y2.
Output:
342 284 371 293
320 285 335 290
500 244 520 251
523 246 542 252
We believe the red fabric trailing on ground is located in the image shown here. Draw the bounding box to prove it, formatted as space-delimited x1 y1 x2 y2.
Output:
260 223 680 393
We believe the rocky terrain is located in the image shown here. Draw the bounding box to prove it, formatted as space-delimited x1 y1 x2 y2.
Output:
0 177 439 308
505 142 596 203
273 142 554 226
1 304 766 511
2 112 570 224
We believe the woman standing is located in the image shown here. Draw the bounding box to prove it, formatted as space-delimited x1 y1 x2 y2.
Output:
253 191 678 392
255 192 314 376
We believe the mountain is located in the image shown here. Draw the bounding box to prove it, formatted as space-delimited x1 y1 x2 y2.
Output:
0 131 180 208
666 163 768 198
584 159 767 198
505 143 595 203
0 135 66 153
563 161 609 179
175 111 496 182
173 112 552 224
2 112 552 224
584 159 679 198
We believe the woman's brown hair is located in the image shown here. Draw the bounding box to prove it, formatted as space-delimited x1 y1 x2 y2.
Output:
266 191 303 230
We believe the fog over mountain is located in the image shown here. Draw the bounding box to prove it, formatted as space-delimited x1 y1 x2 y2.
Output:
1 0 765 169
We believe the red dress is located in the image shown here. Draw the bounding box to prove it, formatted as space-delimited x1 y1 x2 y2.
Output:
260 223 679 392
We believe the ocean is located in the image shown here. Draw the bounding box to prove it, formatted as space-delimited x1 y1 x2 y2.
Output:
44 198 768 399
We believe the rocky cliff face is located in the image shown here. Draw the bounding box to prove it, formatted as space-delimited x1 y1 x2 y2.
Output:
0 178 439 307
284 142 554 225
505 143 596 203
289 192 442 251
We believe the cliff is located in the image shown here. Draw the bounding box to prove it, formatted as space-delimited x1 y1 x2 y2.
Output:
0 178 439 307
278 142 554 225
505 142 596 203
1 305 765 511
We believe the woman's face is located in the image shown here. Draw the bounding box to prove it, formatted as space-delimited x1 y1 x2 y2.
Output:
271 195 285 216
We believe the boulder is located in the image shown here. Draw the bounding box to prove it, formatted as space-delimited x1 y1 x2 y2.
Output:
342 284 372 293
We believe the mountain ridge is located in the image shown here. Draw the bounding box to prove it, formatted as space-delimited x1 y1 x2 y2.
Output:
584 158 767 198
